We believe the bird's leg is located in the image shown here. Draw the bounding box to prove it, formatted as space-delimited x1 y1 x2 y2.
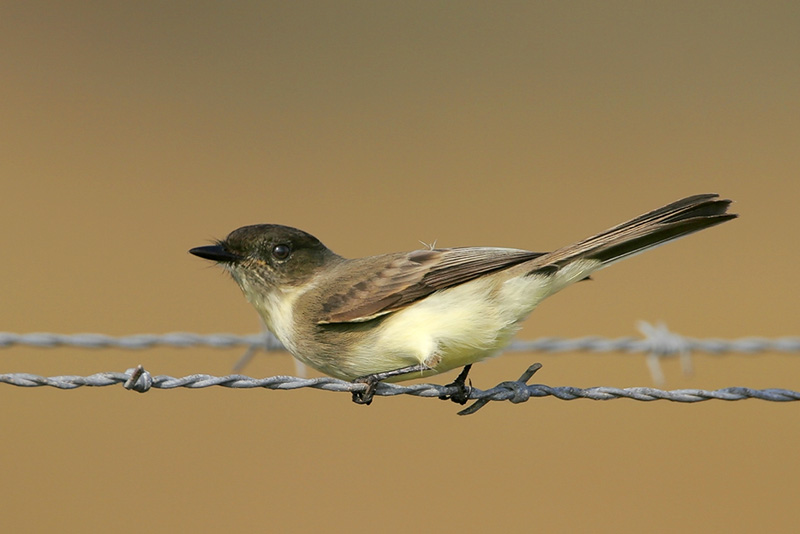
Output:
438 364 473 405
351 363 432 405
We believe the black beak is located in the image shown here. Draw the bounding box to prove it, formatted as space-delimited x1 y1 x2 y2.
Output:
189 245 241 263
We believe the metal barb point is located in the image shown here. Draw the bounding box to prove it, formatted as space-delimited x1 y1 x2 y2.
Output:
123 365 153 393
457 363 544 416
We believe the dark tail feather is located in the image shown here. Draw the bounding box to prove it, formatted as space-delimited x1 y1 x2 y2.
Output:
539 194 736 269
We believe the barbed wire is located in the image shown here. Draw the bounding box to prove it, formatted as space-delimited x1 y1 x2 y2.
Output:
2 322 799 415
2 321 799 383
1 363 798 416
4 322 800 354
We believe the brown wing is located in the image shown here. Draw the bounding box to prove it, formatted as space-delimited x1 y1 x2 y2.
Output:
318 247 545 324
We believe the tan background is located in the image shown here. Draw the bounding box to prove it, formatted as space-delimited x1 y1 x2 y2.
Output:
2 2 799 532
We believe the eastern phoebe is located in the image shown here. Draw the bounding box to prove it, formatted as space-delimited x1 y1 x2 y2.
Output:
190 194 735 405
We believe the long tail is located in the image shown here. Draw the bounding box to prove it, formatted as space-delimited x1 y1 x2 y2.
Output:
529 194 736 289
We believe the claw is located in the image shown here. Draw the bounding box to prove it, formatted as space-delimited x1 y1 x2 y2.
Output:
438 364 473 405
352 376 377 405
350 362 432 406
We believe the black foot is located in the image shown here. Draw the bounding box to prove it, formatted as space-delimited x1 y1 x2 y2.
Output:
439 364 473 405
351 362 433 406
352 376 378 405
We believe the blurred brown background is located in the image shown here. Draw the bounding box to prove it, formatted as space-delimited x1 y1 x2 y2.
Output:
2 2 798 532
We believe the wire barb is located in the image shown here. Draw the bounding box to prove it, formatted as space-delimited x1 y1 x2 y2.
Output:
123 365 153 392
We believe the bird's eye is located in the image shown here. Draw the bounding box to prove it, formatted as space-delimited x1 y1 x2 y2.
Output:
272 244 291 260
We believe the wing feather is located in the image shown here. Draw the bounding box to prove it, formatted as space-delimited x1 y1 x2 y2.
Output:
318 247 544 324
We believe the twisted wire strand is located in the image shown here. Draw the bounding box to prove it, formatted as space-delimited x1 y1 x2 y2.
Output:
3 322 799 414
2 363 798 416
2 323 799 355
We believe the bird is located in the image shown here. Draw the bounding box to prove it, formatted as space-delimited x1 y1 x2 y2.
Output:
190 193 736 405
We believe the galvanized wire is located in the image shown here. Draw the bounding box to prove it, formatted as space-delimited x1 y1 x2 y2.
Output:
3 322 799 355
2 322 798 415
1 363 797 416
